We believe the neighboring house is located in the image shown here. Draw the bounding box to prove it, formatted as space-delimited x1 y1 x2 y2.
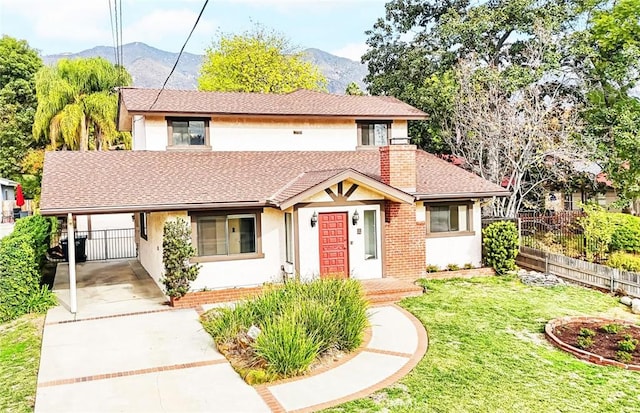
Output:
40 88 508 306
0 177 18 223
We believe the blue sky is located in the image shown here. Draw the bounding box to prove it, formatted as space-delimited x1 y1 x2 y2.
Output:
0 0 388 60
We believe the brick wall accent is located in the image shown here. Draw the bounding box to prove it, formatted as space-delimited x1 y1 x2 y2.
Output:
383 201 426 281
380 144 424 281
170 286 263 308
379 144 417 193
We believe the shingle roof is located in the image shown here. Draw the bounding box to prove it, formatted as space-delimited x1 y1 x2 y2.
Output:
40 150 508 215
118 88 427 120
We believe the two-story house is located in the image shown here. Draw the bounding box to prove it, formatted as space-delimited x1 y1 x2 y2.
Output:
40 88 508 306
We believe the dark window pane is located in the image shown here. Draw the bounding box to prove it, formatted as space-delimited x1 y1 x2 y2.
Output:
449 206 459 231
430 206 450 232
172 120 205 146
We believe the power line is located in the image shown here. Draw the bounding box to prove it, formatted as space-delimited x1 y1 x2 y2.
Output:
148 0 210 110
118 0 124 72
108 0 119 67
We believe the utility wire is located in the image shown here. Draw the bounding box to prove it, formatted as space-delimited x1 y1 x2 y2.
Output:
108 0 119 67
118 0 124 72
148 0 210 110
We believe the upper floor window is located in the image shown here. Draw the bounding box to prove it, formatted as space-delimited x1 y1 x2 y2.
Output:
167 118 210 148
357 121 391 146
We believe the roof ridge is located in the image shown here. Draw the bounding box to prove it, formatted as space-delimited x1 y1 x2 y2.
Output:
267 171 308 204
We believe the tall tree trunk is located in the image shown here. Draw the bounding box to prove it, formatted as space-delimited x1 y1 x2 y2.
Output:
80 115 88 151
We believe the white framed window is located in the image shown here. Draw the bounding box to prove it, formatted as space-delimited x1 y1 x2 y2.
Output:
364 210 377 259
284 212 293 263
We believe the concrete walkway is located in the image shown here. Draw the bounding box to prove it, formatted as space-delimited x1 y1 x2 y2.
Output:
36 262 428 412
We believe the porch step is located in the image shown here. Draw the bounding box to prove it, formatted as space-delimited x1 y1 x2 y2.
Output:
361 278 424 304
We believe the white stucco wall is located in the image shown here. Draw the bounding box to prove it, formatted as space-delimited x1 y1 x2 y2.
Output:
75 213 134 232
210 117 357 151
132 116 410 152
424 202 483 269
140 116 169 151
297 204 383 280
132 115 146 150
191 208 284 290
138 211 188 288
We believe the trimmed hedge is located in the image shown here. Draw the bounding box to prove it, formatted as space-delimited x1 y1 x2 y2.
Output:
608 251 640 272
0 216 57 323
482 221 519 275
609 213 640 253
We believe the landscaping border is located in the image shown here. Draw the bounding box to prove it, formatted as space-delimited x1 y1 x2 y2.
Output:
545 316 640 371
424 267 495 280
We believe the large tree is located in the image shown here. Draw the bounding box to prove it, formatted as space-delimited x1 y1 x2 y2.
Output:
363 0 577 152
198 27 327 93
568 0 640 204
0 35 43 180
33 57 131 151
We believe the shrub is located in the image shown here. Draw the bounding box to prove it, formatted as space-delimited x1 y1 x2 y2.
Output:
254 312 320 376
617 335 638 352
579 328 596 338
446 263 461 271
616 350 633 363
600 324 626 334
463 263 474 270
12 215 54 268
608 251 640 272
609 213 640 253
0 234 56 322
579 204 614 261
576 336 594 350
426 264 440 273
482 221 519 275
201 278 368 380
161 218 201 298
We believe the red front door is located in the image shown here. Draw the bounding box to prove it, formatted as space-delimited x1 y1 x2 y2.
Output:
319 212 349 278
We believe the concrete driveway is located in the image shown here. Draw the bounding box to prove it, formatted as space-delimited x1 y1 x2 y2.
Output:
36 260 269 412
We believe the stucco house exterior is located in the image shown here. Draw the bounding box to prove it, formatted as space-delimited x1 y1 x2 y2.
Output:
40 88 508 308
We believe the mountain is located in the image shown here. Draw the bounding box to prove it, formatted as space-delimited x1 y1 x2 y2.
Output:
43 42 367 94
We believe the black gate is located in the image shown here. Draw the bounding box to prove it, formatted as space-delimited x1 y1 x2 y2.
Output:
50 228 137 262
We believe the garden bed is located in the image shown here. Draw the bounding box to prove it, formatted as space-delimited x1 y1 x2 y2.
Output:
200 278 369 384
546 317 640 370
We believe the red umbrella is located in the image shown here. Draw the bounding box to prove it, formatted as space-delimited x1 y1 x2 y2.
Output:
15 184 25 207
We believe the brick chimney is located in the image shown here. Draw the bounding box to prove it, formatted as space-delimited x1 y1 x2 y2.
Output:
379 139 417 193
380 140 425 281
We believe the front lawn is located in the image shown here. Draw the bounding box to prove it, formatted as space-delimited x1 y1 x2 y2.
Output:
326 276 640 413
0 314 44 413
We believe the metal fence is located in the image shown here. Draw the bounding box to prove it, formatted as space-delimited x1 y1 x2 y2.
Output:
517 246 640 298
50 228 136 262
517 210 609 262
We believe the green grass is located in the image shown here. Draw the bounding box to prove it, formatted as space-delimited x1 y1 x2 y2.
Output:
0 314 44 413
325 276 640 413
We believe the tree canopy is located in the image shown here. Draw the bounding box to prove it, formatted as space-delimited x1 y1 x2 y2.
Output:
198 27 327 93
0 35 43 180
364 0 640 212
33 57 131 151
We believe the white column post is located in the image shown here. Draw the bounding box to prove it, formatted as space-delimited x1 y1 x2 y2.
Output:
67 212 77 314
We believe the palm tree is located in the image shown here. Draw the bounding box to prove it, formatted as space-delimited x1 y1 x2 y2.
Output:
33 57 131 151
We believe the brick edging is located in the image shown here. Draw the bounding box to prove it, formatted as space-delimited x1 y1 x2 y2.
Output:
545 316 640 371
37 359 227 388
284 303 429 413
45 307 178 325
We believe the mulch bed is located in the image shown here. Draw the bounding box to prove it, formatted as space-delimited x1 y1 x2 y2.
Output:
553 321 640 365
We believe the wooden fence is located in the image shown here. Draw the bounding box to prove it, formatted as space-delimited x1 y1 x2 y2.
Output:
517 246 640 298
